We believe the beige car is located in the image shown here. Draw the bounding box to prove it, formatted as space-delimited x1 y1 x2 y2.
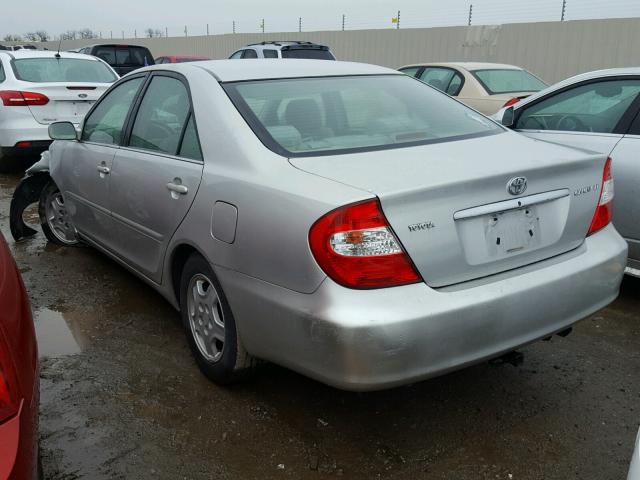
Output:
399 62 547 115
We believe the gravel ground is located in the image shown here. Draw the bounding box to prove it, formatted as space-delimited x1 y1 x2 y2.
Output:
0 172 638 480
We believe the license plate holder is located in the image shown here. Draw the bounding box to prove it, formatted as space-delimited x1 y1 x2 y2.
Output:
484 207 539 255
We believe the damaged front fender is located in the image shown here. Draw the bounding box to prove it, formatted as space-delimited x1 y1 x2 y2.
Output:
9 151 52 242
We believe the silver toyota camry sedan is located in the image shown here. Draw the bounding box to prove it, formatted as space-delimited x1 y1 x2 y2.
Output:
20 60 627 391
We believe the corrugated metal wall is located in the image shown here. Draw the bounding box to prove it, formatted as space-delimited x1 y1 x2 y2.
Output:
33 17 640 83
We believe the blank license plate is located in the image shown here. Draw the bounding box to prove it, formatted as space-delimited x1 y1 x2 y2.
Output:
484 207 539 254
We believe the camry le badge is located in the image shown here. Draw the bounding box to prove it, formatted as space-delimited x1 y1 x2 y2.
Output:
507 176 527 196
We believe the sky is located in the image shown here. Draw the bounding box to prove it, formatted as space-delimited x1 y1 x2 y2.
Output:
2 0 640 39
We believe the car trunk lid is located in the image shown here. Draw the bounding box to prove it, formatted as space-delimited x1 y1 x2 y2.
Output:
291 132 607 287
24 83 109 125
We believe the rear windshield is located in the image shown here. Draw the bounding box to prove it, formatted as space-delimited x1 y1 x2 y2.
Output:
13 58 117 83
224 74 502 157
94 46 154 67
281 49 334 60
472 69 547 94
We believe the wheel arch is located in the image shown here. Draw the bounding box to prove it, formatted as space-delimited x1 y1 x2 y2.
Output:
168 242 210 304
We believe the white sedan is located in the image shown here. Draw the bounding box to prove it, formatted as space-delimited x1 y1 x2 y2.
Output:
0 49 117 172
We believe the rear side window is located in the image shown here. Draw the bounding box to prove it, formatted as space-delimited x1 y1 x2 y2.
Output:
94 46 116 64
263 49 278 58
399 67 420 77
179 114 203 160
472 69 547 94
281 49 334 60
516 79 640 134
0 62 5 82
13 58 117 83
229 51 243 59
82 77 143 145
129 76 191 155
242 49 258 59
419 68 464 96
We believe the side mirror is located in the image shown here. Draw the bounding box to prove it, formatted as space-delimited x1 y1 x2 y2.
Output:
501 106 515 128
48 121 77 140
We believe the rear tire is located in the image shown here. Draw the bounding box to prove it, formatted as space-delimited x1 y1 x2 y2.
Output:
38 181 80 246
179 253 254 384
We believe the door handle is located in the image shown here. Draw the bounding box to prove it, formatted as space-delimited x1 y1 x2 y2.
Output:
96 165 110 174
166 182 188 195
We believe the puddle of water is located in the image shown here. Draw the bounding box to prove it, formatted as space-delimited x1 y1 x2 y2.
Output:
34 307 82 357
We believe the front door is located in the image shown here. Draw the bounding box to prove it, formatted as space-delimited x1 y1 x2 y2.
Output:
109 73 204 282
57 76 145 248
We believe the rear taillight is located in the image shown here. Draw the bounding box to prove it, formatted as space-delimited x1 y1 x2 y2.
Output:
587 157 614 236
0 90 49 106
503 97 521 108
309 199 421 289
0 330 19 424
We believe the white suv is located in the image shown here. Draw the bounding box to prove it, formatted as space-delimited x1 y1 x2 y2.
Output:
228 41 335 60
0 50 117 171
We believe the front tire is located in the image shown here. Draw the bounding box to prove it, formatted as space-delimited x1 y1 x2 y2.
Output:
38 181 80 246
179 253 254 384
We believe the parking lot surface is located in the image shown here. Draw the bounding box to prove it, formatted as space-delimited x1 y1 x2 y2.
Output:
0 172 638 479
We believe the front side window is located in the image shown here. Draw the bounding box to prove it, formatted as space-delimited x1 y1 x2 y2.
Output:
129 76 191 155
516 79 640 133
224 74 501 156
472 69 546 94
82 77 144 144
13 58 117 83
263 49 278 58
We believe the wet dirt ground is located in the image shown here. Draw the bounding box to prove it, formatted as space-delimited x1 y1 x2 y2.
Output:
0 171 638 479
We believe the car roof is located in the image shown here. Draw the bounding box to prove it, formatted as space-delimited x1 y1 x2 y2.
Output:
400 62 524 72
143 59 399 82
247 40 325 47
0 50 104 61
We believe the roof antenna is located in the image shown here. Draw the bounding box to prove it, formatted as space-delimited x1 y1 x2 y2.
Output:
55 37 62 58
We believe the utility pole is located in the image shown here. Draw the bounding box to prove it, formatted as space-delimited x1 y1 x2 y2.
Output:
206 23 209 35
299 17 302 33
134 29 137 38
342 14 345 31
165 27 168 37
99 31 102 38
110 31 113 39
261 19 265 34
561 0 567 21
396 10 400 29
184 25 188 37
121 30 124 39
232 21 236 34
468 4 473 26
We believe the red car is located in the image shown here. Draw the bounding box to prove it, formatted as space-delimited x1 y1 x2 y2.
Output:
0 232 38 479
154 55 211 64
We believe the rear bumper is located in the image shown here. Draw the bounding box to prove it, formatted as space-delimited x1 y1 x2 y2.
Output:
220 224 627 391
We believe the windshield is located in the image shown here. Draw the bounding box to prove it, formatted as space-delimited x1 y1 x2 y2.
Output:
13 57 117 83
472 69 547 94
224 74 502 157
281 49 334 60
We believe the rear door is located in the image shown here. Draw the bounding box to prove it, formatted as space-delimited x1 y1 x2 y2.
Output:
57 75 145 248
109 72 203 282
